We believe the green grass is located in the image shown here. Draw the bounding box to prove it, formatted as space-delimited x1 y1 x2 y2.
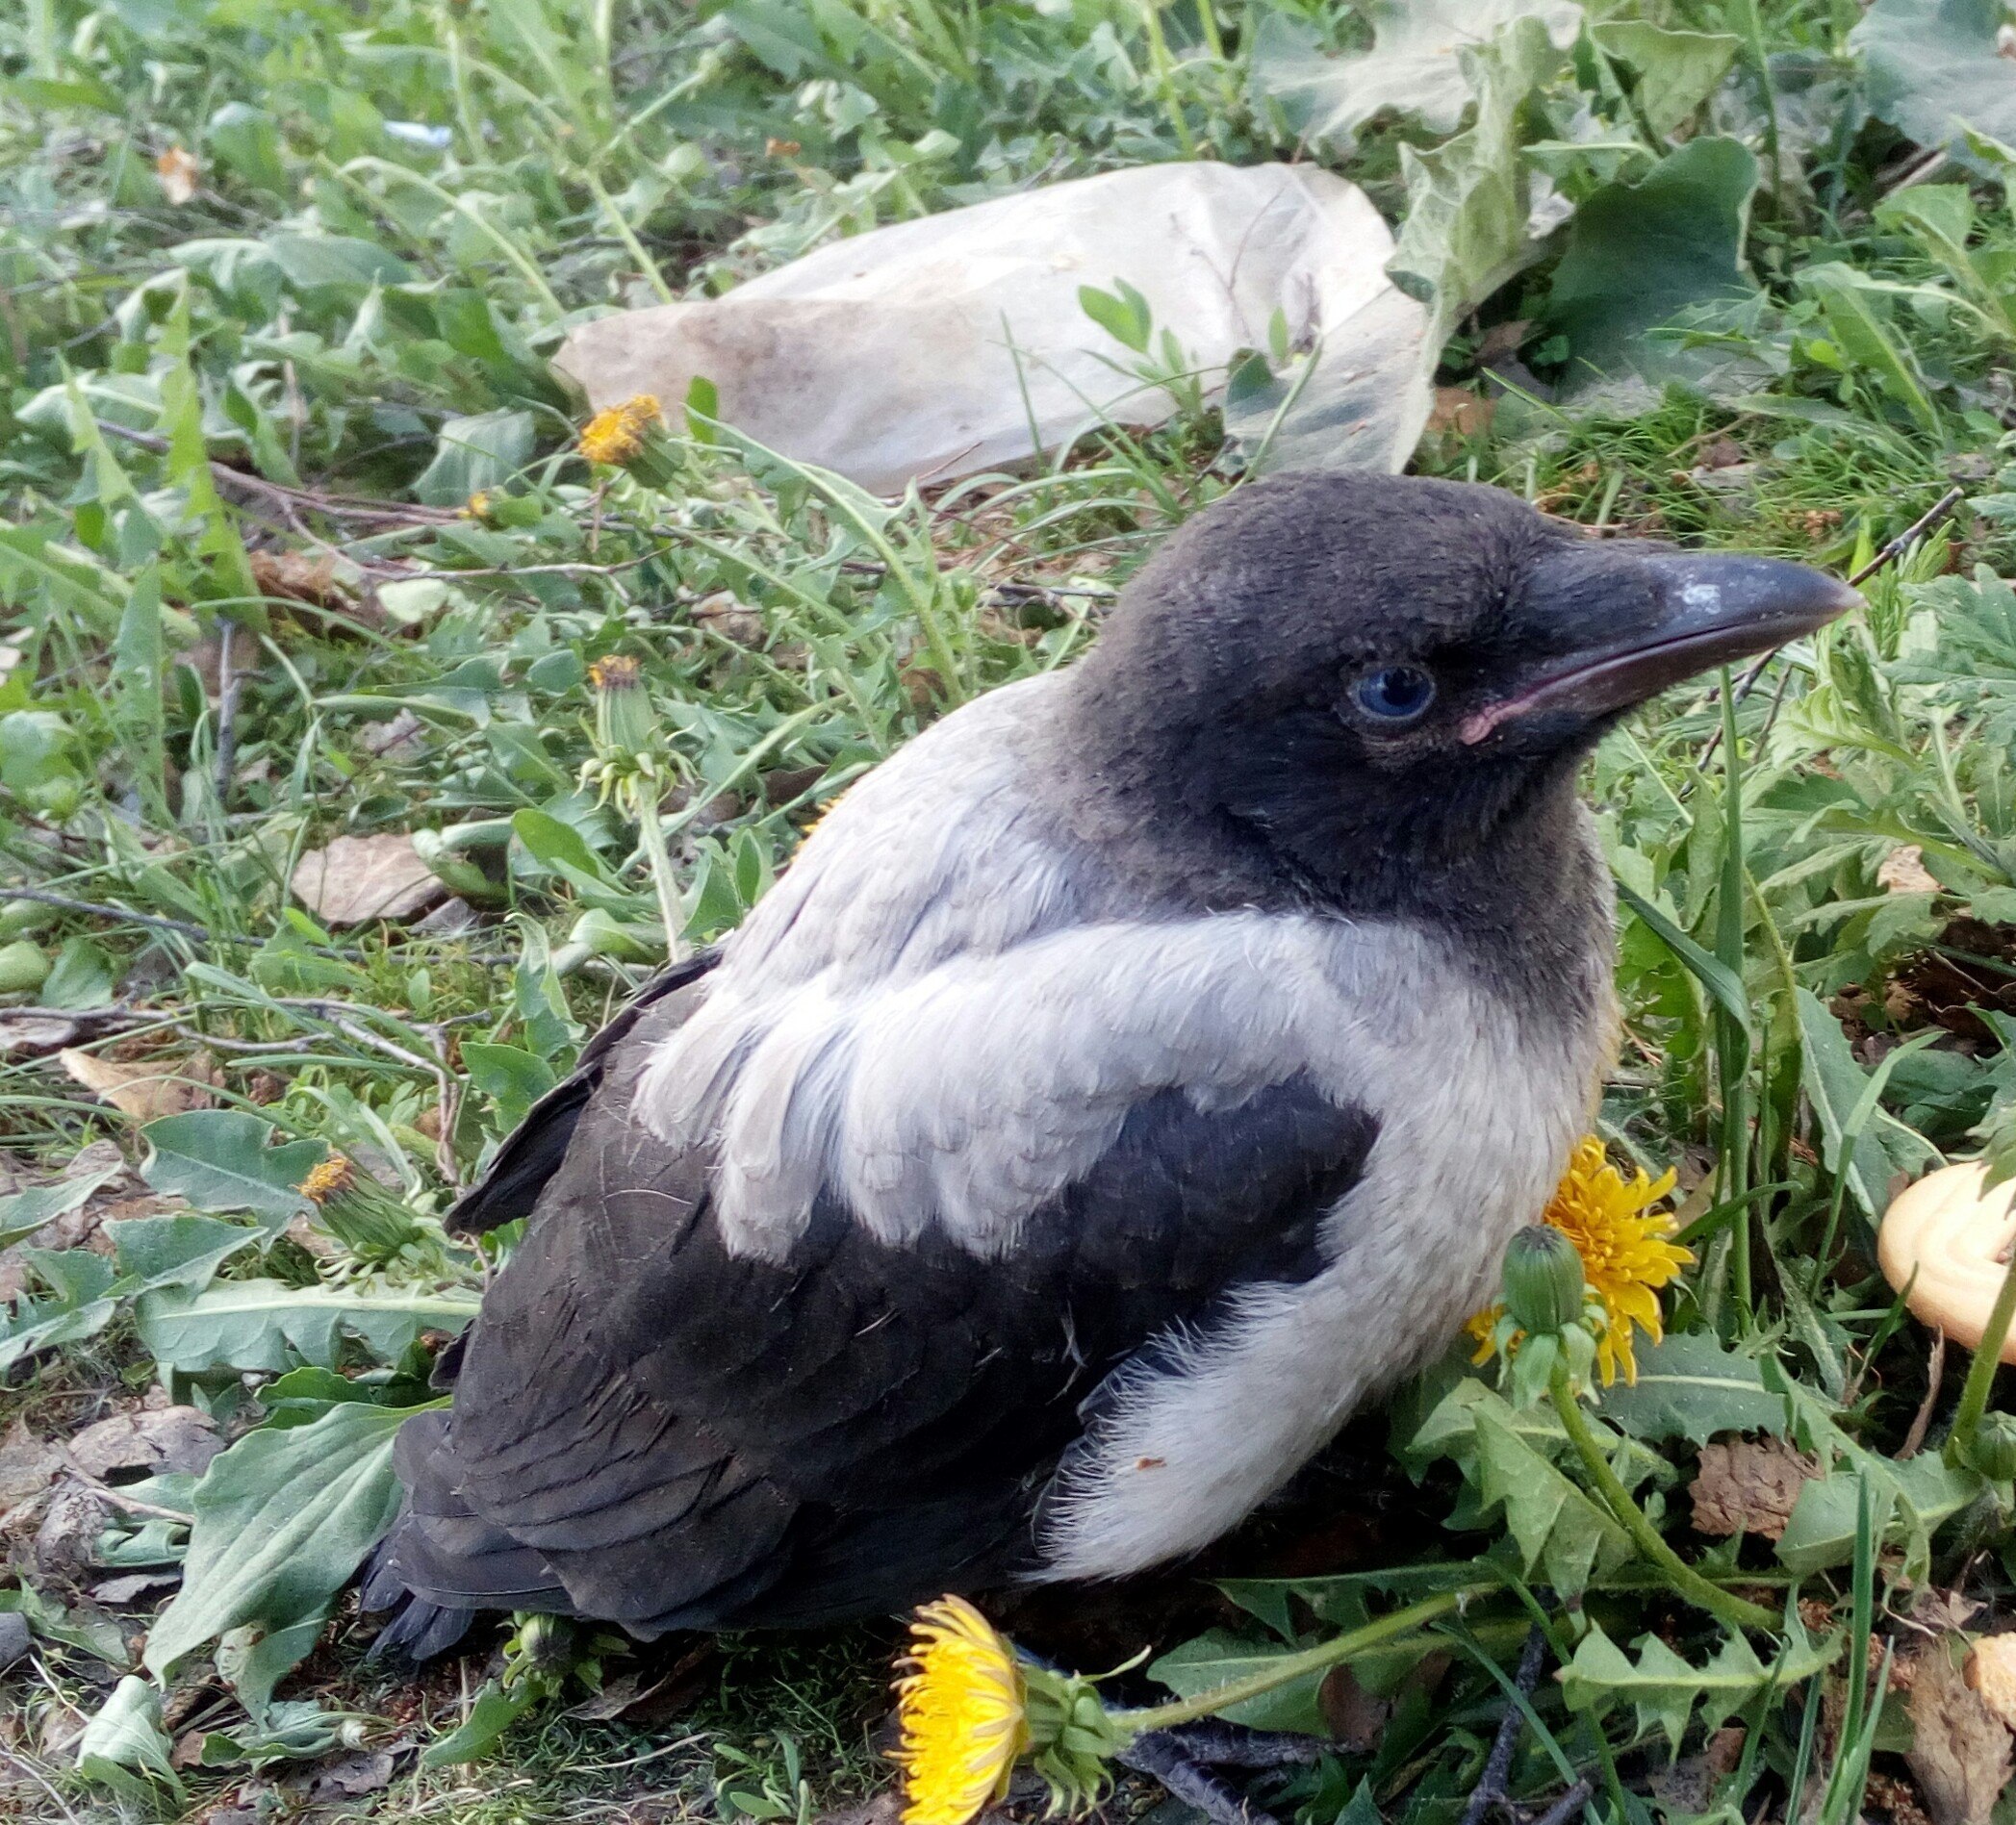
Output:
10 0 2016 1821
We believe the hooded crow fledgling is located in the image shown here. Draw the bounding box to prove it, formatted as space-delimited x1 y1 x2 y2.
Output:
367 472 1853 1654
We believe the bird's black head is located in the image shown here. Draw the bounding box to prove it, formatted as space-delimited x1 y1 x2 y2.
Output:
1065 471 1856 924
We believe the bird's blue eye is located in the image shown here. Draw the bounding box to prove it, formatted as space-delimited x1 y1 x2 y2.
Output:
1352 666 1437 722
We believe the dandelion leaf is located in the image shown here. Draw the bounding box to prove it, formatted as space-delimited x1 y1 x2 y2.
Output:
1595 1331 1785 1444
1852 0 2016 169
1560 1621 1841 1757
1470 1403 1633 1598
1250 0 1580 154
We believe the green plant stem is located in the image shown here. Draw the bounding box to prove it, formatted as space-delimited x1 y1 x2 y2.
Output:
625 778 689 962
1717 674 1752 1322
1547 1362 1776 1632
1945 1243 2016 1466
1110 1591 1473 1733
585 169 676 306
1729 0 1782 212
1137 1 1197 158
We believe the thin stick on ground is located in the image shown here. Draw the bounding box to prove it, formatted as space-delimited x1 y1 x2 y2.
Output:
214 617 241 808
1459 1627 1548 1825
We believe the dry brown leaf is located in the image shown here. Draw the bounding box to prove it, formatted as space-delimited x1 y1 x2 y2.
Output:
1915 1588 1986 1636
282 1211 345 1260
1879 845 1941 895
1867 1770 1933 1825
92 1571 178 1606
692 590 766 646
0 1420 64 1524
1690 1435 1822 1539
1908 1636 2013 1825
304 1751 397 1801
291 832 446 925
59 1049 217 1122
249 549 347 610
357 706 426 759
67 1407 221 1481
1318 1664 1391 1753
1427 386 1493 440
155 145 198 204
1966 1635 2016 1733
34 1485 106 1578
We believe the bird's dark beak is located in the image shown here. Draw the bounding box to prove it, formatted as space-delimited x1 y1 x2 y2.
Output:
1460 547 1860 746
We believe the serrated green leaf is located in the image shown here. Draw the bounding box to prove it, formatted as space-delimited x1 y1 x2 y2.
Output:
1775 1454 1981 1577
1793 988 1941 1228
1590 22 1742 139
136 1280 478 1373
0 524 124 635
414 408 536 508
1559 1621 1840 1755
1389 14 1568 327
1796 265 1942 433
1147 1628 1328 1735
1249 0 1579 153
1470 1404 1634 1598
143 1400 437 1689
140 1109 326 1226
1595 1331 1785 1444
109 1212 263 1294
0 1162 121 1251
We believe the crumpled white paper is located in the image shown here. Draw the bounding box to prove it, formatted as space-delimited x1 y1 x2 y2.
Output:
556 161 1432 495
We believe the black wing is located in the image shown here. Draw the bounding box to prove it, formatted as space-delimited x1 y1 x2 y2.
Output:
384 995 1375 1634
444 948 719 1237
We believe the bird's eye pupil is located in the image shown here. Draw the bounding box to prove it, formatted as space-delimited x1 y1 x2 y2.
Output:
1354 666 1436 722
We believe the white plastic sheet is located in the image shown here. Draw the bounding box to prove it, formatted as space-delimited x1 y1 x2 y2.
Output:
556 161 1432 495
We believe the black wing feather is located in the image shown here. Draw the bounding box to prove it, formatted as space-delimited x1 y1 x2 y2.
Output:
444 949 719 1236
383 986 1377 1634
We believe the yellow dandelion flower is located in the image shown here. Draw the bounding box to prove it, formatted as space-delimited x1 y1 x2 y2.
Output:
1466 1139 1692 1386
576 394 661 467
892 1596 1028 1825
1542 1137 1691 1384
297 1154 355 1205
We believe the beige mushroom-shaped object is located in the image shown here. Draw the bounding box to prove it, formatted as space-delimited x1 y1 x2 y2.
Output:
1878 1162 2016 1362
1967 1635 2016 1732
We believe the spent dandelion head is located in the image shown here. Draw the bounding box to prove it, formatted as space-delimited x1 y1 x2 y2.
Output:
576 394 661 468
297 1154 355 1204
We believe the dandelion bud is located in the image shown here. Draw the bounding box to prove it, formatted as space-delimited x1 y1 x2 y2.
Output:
1965 1410 2016 1482
589 654 655 757
1501 1225 1585 1337
513 1612 575 1670
297 1154 427 1266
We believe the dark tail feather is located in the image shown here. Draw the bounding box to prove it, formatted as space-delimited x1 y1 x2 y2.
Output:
360 1409 575 1659
360 1539 479 1661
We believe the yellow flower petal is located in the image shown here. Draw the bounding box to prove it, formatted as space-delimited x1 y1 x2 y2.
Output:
1540 1136 1692 1386
577 393 662 467
892 1597 1029 1825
